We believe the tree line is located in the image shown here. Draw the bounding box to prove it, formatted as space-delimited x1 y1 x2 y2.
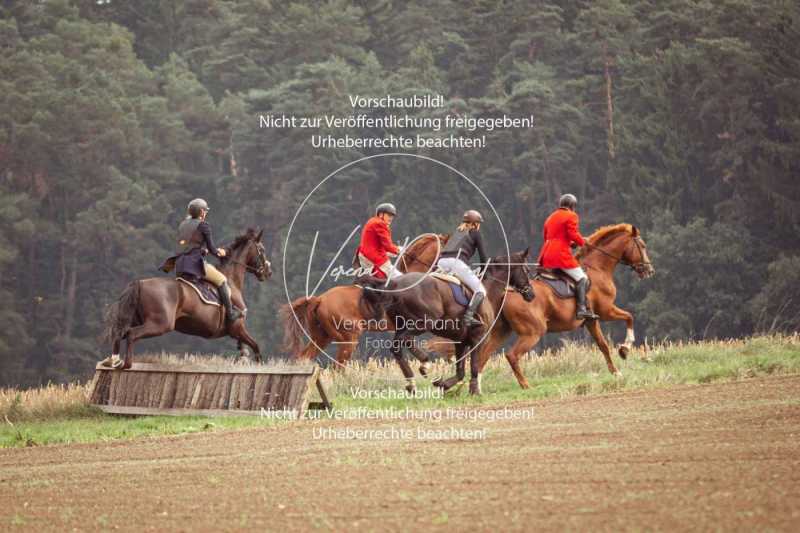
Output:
1 0 798 386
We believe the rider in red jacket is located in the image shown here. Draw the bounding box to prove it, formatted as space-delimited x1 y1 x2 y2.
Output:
538 194 597 319
357 203 401 280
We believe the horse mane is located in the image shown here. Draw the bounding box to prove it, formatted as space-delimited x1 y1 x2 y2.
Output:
575 223 634 259
219 227 259 264
406 233 449 256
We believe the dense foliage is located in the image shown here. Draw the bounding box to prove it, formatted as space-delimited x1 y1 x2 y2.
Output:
1 0 798 386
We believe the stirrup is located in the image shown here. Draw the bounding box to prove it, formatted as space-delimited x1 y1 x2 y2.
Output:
577 309 598 320
462 313 482 327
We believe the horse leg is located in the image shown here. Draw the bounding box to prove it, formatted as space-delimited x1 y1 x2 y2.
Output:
407 343 432 377
505 321 545 389
123 317 173 369
433 344 467 392
469 342 482 395
601 305 635 359
334 336 357 368
232 323 261 363
391 332 416 393
584 318 620 376
236 340 250 361
477 318 512 372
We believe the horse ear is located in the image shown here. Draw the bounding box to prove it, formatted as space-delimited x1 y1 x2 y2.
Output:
523 246 530 258
256 228 264 241
631 225 640 237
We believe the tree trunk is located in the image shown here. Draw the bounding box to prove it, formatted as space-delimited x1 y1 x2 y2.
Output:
64 252 78 339
603 41 616 159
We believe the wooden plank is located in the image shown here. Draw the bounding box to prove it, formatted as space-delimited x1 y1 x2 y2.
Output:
159 372 177 409
252 374 270 410
94 363 315 375
315 373 333 410
90 362 324 415
95 405 273 417
239 374 255 411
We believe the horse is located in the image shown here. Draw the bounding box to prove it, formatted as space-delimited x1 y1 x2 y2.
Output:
280 233 447 370
357 250 534 395
478 224 654 388
102 228 272 369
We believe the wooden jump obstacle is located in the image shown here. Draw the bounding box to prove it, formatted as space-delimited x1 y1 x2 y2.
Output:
89 361 331 417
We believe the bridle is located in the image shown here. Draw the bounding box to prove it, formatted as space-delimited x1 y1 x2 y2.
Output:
583 235 651 276
483 260 534 299
226 240 271 278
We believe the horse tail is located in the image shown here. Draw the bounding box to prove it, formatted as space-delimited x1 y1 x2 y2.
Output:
355 275 394 322
280 296 323 356
102 280 141 345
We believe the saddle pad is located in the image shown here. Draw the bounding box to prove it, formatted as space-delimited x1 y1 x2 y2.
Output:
431 271 462 285
448 282 470 307
533 274 575 299
178 277 221 306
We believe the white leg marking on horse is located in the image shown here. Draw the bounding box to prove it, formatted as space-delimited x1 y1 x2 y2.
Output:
625 327 635 345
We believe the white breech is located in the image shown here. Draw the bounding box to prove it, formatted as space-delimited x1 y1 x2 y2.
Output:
437 257 486 295
561 266 588 282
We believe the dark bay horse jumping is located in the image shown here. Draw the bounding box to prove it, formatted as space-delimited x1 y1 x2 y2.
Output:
103 228 272 369
281 233 447 369
479 224 654 388
358 250 534 395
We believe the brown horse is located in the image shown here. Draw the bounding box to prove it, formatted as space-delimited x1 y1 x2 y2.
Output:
280 233 447 369
478 224 654 388
103 228 272 369
358 250 534 394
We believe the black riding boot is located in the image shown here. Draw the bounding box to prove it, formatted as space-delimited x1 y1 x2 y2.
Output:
462 291 485 328
575 278 598 320
218 281 242 324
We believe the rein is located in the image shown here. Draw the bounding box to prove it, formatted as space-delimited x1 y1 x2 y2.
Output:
582 236 650 274
221 240 270 277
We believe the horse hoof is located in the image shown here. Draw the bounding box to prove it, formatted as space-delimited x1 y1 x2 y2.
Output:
445 381 465 396
614 370 624 379
419 362 429 377
432 378 444 389
469 381 481 395
520 381 530 390
618 345 630 360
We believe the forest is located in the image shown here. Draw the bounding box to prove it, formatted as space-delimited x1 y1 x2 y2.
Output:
1 0 799 387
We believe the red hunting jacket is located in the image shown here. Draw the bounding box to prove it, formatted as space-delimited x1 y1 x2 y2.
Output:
537 208 586 269
358 216 399 271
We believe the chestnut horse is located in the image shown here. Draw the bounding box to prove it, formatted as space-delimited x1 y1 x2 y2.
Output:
103 228 272 369
478 224 654 388
280 233 447 369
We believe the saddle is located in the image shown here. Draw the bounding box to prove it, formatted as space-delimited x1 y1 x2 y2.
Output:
430 270 471 307
532 267 578 299
177 275 221 307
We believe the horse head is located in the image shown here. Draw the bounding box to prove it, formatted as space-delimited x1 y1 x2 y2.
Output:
623 226 655 279
577 224 655 280
226 228 273 281
486 249 534 302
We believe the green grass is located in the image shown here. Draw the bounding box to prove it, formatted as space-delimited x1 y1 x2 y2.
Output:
0 413 277 448
2 335 799 448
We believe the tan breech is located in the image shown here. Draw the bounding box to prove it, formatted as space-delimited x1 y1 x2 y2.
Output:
203 262 227 287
